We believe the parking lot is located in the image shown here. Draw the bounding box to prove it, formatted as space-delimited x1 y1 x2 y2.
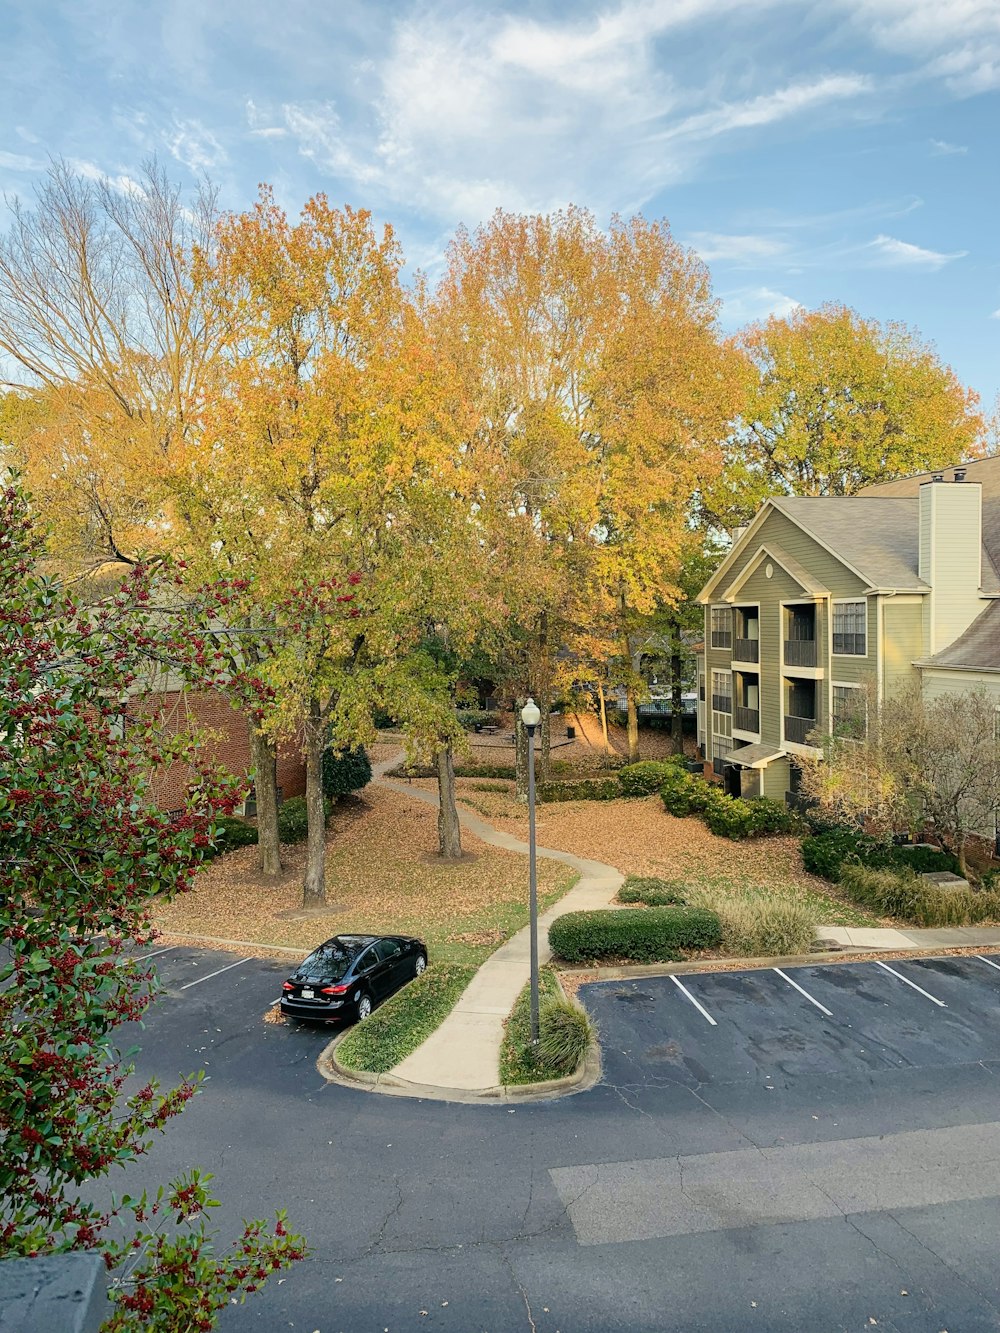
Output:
583 952 1000 1091
18 942 1000 1329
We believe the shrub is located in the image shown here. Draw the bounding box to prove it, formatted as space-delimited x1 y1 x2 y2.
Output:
203 815 258 860
618 759 687 797
321 745 372 800
536 996 595 1074
617 875 687 906
660 769 713 817
537 778 621 803
276 795 331 843
838 864 1000 927
712 900 816 956
456 709 501 731
549 906 722 963
468 780 512 793
893 844 961 876
701 792 795 840
801 827 894 881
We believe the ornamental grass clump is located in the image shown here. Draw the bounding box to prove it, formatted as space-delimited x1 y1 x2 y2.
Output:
536 996 595 1074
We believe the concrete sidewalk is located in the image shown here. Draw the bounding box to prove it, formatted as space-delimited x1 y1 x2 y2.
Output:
818 924 1000 951
372 755 622 1090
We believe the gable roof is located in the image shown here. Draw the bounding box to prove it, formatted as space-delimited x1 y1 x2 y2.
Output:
724 543 830 599
768 496 929 592
859 456 1000 498
917 599 1000 674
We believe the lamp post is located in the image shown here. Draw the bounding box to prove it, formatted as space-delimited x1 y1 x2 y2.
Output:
520 696 542 1044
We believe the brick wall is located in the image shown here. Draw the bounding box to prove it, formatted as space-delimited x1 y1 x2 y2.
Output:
136 690 306 811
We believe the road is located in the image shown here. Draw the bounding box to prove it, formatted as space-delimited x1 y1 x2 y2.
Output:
113 945 1000 1332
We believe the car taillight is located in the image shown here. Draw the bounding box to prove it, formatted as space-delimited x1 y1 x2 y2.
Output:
321 983 350 995
282 981 294 991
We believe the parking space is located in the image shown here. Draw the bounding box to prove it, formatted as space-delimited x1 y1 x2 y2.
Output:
582 953 1000 1090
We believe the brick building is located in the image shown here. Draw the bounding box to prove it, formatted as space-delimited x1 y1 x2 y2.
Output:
139 689 306 813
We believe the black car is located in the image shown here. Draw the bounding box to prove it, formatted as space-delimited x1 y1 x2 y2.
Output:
279 933 427 1023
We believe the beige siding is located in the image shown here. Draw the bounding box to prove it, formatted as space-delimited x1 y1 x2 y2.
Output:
920 668 1000 704
715 509 870 599
827 597 877 689
762 756 791 800
918 483 984 653
882 597 924 694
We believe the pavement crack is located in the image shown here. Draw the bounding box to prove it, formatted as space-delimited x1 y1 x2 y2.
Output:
886 1209 1000 1318
364 1177 404 1257
496 1244 537 1333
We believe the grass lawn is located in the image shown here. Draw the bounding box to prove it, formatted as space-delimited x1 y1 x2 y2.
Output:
335 963 476 1073
154 781 578 968
421 779 882 929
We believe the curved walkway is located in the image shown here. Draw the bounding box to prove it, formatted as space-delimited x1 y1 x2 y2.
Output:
371 754 623 1091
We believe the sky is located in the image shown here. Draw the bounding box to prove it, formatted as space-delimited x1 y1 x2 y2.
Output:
2 0 999 415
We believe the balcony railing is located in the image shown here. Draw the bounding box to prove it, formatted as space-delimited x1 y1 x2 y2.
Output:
710 631 732 649
733 638 759 663
784 714 817 745
733 705 759 733
784 638 817 667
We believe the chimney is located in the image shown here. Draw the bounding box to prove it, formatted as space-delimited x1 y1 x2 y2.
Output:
918 479 983 654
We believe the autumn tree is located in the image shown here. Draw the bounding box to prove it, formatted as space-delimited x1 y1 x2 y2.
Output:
0 478 304 1328
191 189 460 905
434 208 742 771
703 303 985 529
800 684 1000 876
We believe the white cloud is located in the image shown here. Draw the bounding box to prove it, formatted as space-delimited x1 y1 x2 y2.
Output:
929 138 968 155
836 0 1000 94
720 286 803 324
658 74 872 144
250 127 288 139
867 234 967 268
991 309 1000 321
688 232 788 262
0 150 43 172
165 117 226 173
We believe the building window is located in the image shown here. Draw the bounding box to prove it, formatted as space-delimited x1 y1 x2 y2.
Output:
711 735 733 774
833 601 866 655
710 605 732 649
711 670 732 713
832 685 866 739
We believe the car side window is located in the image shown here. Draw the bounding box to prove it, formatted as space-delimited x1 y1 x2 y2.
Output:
355 946 376 972
374 939 402 962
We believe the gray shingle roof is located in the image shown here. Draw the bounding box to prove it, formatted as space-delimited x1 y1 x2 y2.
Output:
919 599 1000 672
769 494 1000 596
769 496 928 590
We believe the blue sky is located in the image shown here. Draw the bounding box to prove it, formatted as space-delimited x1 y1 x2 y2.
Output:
3 0 999 417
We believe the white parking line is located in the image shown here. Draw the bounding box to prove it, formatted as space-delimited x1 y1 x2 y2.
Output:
137 945 178 962
875 960 947 1007
670 974 717 1026
977 955 1000 975
179 958 249 990
772 967 833 1018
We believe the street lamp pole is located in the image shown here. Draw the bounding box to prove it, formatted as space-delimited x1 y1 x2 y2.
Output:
521 697 542 1044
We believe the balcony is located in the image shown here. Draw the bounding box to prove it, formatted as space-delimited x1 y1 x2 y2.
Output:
784 714 816 745
784 638 817 667
710 630 732 650
711 694 732 713
733 705 759 733
733 638 759 663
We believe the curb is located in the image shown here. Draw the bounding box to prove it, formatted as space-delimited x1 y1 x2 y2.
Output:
316 981 603 1106
557 942 1000 983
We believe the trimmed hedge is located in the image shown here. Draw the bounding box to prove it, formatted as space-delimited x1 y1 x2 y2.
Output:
537 778 621 803
549 906 722 963
616 875 687 906
204 815 258 860
838 864 1000 927
660 772 794 839
617 759 687 797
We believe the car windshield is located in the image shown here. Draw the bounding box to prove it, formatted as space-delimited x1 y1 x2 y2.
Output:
297 937 370 981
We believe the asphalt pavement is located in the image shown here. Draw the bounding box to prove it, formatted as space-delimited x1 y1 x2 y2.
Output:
106 945 1000 1332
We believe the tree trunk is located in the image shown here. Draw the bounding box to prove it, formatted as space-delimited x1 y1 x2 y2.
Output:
247 721 282 878
597 682 610 762
539 698 551 782
670 649 685 756
956 835 968 879
625 683 640 764
436 743 463 859
302 696 327 908
515 697 528 802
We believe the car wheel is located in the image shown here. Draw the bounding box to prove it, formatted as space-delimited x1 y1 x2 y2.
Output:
356 992 373 1022
413 953 427 978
